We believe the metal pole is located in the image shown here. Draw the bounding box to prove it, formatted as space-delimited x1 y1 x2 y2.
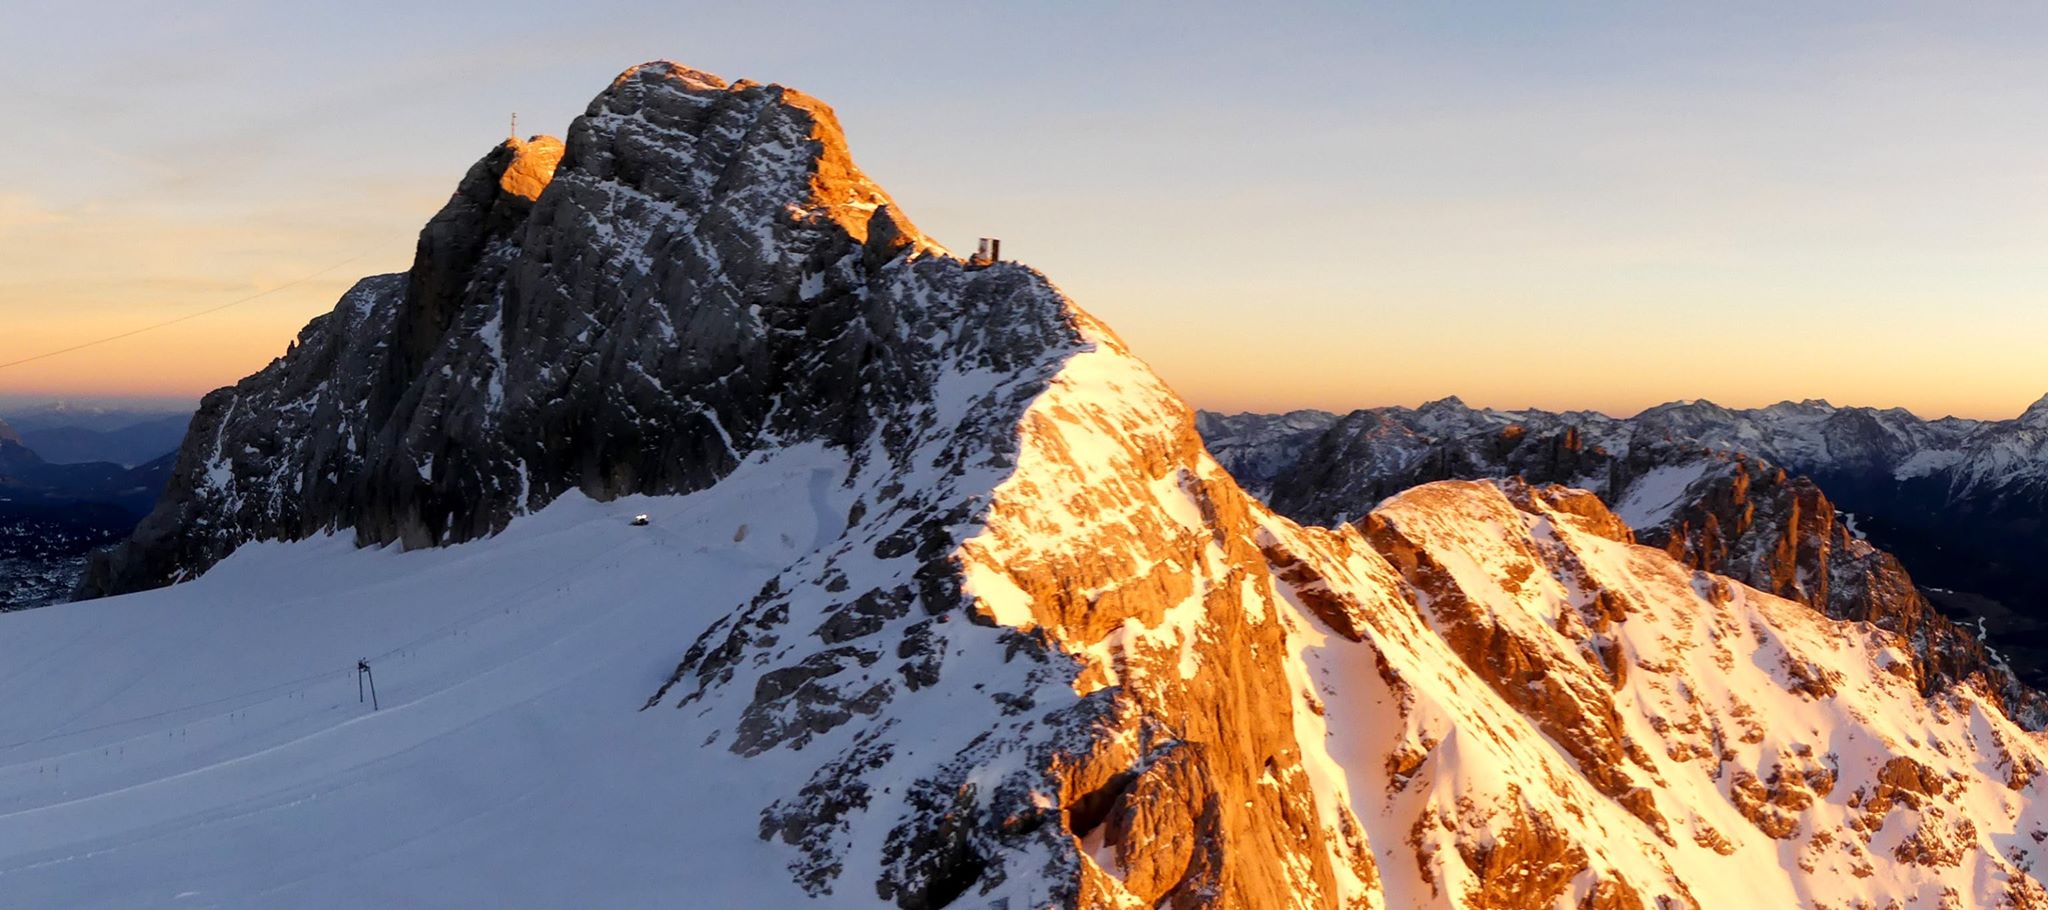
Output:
357 659 379 710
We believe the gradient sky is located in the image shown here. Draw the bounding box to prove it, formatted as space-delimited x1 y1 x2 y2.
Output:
4 2 2048 419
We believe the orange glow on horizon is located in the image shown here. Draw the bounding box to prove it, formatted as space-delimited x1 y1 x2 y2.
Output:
5 5 2048 428
1 281 360 400
9 270 2044 424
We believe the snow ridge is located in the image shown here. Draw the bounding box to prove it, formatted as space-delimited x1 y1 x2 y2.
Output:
1207 401 2048 728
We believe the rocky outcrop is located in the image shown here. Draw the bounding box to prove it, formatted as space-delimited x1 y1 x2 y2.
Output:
1647 457 2036 720
1629 398 2048 684
1210 403 2048 728
651 316 1374 907
1208 395 2048 693
1335 482 2048 906
85 62 946 596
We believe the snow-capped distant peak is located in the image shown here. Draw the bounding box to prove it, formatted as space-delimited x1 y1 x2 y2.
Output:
2017 393 2048 429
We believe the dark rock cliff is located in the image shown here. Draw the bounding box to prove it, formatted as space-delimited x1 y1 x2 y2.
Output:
82 63 997 597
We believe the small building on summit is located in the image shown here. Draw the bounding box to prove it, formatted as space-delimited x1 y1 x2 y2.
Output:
967 237 1001 268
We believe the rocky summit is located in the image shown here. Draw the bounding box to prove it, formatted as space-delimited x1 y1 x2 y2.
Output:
83 62 945 596
26 63 2048 908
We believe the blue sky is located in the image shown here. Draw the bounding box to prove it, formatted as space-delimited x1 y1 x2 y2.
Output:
4 2 2047 418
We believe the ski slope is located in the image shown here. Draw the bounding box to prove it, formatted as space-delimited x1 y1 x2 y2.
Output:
0 445 855 909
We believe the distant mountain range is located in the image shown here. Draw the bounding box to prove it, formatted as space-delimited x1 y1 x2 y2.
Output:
3 400 193 432
1 404 191 466
15 414 191 467
0 409 185 608
1201 395 2048 690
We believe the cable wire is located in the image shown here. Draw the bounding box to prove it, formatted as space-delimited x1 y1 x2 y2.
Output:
0 254 369 370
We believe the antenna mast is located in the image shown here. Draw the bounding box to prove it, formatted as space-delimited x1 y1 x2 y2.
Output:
509 112 518 141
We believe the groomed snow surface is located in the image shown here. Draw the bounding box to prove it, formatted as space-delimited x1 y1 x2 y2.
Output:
0 445 856 909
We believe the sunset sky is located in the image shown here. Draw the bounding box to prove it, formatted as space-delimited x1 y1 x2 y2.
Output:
5 2 2048 419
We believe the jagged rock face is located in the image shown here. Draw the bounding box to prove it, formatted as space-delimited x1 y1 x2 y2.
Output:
1647 456 2044 725
86 62 951 596
1623 398 2048 645
1309 483 2048 908
648 317 1373 907
656 353 2048 906
1213 403 2048 727
1196 409 1340 499
83 61 2048 908
1221 394 2048 688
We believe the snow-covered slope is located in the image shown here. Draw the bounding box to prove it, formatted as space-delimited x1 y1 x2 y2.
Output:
14 451 2048 906
0 448 851 907
21 62 2048 908
1204 401 2048 719
1280 481 2048 908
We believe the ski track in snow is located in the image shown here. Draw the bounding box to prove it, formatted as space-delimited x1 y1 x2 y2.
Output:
0 445 855 909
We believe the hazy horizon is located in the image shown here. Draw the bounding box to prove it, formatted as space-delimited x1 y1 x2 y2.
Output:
6 2 2048 419
9 388 2046 428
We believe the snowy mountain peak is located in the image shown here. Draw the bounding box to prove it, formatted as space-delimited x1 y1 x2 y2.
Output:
85 60 963 598
1640 397 1737 420
2018 393 2048 428
45 62 2048 907
1764 397 1836 413
613 58 732 93
585 60 940 254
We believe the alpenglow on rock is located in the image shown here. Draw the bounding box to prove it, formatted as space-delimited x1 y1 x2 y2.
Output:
1203 401 2048 726
63 63 2048 907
